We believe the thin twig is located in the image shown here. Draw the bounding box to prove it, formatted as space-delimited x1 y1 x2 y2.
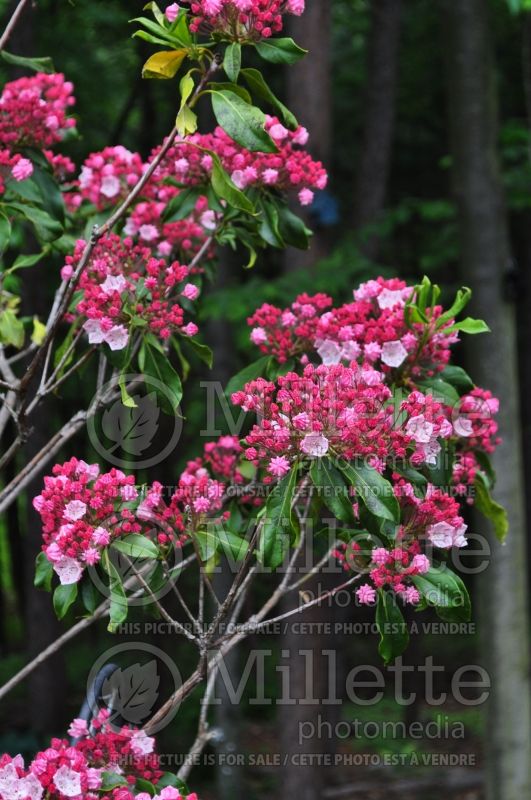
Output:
0 0 31 50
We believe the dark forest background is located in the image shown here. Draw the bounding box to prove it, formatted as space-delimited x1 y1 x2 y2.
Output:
0 1 530 798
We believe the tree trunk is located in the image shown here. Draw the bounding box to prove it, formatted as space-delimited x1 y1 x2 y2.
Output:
439 3 531 799
284 0 332 270
352 0 402 259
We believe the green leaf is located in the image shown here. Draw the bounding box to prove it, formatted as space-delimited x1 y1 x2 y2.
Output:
99 772 128 791
439 365 474 394
339 462 400 523
194 526 249 562
112 534 160 559
224 42 241 82
7 201 63 241
445 317 490 335
210 90 277 153
163 187 202 221
437 285 471 324
415 377 460 407
31 165 65 224
167 8 193 45
255 37 307 65
258 197 284 247
240 68 297 129
258 467 299 568
209 81 252 103
277 204 312 249
392 462 428 487
0 309 24 349
182 336 214 368
157 773 190 792
131 16 181 46
135 778 156 796
375 590 409 664
176 104 198 137
411 566 471 620
9 250 47 272
210 151 255 214
474 473 508 542
0 50 55 73
34 552 53 592
81 579 100 614
102 550 128 632
0 211 11 255
310 458 355 524
53 583 78 619
225 355 271 397
142 342 183 415
426 440 455 488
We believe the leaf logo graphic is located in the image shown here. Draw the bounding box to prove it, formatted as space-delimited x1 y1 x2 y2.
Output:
102 661 160 724
102 393 160 455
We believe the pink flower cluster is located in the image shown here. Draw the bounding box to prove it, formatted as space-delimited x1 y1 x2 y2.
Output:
248 293 333 362
33 458 147 585
123 197 215 263
138 436 243 527
62 234 200 350
248 277 458 377
355 543 429 606
231 363 453 477
0 709 197 800
395 481 468 549
68 146 144 211
215 117 327 206
175 0 305 40
0 72 75 150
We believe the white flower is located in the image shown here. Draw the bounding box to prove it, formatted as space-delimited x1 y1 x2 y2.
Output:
300 433 329 457
130 730 155 756
139 224 159 242
340 341 361 361
100 174 121 198
377 288 406 310
54 557 84 585
454 416 474 437
104 325 129 351
200 210 217 230
427 522 455 549
100 274 127 295
53 765 82 797
79 166 94 189
83 319 106 344
452 523 468 548
416 439 441 466
316 339 342 366
64 500 87 521
381 340 408 368
406 414 435 444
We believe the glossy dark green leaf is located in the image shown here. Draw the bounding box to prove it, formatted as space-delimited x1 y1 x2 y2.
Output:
411 565 471 620
34 552 53 592
310 458 355 524
225 354 270 397
224 42 241 82
240 67 297 129
339 462 400 523
258 467 299 568
53 583 78 619
211 90 277 153
255 37 307 65
141 342 183 414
